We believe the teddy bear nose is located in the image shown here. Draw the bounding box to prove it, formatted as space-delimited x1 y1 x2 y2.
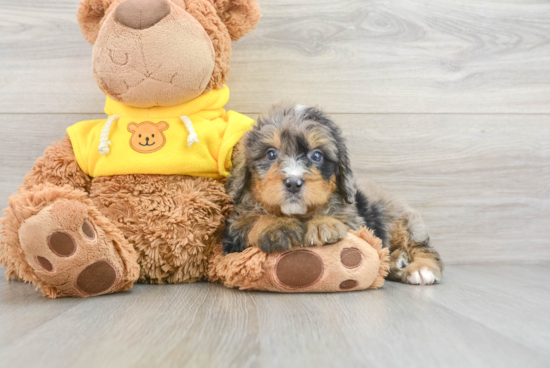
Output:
115 0 171 30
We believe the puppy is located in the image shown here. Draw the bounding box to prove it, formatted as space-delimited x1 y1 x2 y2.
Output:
224 104 443 285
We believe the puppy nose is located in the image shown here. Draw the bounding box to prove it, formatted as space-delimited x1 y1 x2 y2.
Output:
145 137 149 141
115 0 171 30
284 178 304 194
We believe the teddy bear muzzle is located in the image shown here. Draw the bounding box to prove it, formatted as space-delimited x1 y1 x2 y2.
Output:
115 0 171 30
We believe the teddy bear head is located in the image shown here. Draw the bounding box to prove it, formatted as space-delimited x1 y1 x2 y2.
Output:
77 0 260 108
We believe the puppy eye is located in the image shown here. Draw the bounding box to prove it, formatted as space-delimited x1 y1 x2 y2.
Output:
139 134 142 138
266 149 278 161
310 150 323 163
152 134 155 138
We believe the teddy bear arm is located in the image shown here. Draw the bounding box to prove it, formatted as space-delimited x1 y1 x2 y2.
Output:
22 134 91 193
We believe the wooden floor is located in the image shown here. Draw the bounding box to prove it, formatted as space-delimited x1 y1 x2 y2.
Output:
1 0 550 366
0 264 548 368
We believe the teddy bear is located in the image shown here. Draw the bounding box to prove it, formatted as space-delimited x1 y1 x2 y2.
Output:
0 0 389 298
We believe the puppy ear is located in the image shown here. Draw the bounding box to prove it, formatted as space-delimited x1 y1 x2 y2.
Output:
77 0 115 45
212 0 261 41
226 140 250 203
336 147 357 204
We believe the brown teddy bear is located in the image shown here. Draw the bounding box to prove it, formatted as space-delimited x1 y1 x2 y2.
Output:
0 0 388 298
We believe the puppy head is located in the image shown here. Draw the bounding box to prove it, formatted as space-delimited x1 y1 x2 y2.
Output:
227 104 356 215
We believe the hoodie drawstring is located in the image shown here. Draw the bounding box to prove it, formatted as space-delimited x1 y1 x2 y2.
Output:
180 115 200 147
98 115 121 155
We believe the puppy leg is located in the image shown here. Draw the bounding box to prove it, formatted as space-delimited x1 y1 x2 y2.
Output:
224 214 307 254
387 218 443 285
254 216 307 254
304 216 348 247
223 213 261 254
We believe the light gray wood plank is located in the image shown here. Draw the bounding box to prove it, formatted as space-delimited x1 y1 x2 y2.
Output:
0 274 84 346
1 113 548 264
1 0 550 113
424 264 550 350
338 113 550 264
0 0 99 113
0 113 104 207
0 264 549 368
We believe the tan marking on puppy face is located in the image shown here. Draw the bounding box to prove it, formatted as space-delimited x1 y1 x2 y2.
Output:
251 165 285 214
271 130 282 150
306 130 334 157
127 121 169 153
251 165 336 216
302 167 337 210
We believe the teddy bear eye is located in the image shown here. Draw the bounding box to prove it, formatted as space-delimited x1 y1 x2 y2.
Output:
139 134 141 138
152 134 155 138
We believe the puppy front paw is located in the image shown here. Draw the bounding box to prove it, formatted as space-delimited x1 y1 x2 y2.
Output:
258 219 307 253
305 217 348 247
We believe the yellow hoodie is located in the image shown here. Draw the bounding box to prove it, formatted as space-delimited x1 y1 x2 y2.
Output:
67 86 254 179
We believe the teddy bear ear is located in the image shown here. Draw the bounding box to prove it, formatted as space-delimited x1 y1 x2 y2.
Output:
212 0 261 41
157 121 169 131
77 0 116 45
127 122 138 133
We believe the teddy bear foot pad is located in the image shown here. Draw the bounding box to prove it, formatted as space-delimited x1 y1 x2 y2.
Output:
18 199 132 297
274 248 364 290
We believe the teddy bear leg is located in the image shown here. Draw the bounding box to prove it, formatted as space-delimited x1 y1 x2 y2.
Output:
209 228 389 292
0 186 140 298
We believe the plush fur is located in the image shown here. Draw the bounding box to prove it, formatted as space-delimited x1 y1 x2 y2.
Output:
223 104 443 285
90 174 232 284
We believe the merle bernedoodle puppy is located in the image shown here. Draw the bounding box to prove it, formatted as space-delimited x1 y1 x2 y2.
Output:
223 104 443 284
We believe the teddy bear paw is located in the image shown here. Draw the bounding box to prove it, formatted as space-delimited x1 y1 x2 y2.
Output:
18 199 135 297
